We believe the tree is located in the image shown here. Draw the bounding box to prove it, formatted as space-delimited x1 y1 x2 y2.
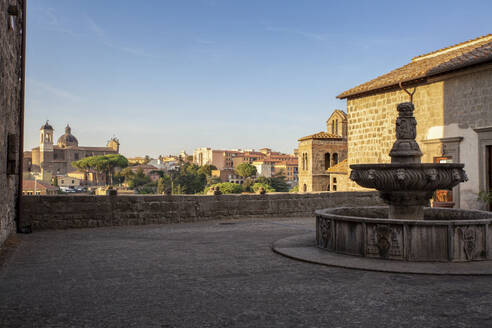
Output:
235 163 257 178
73 154 128 186
157 175 172 194
197 164 217 177
127 168 151 190
206 182 243 194
252 183 275 193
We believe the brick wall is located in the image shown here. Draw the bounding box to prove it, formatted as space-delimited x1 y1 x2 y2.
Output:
0 0 25 246
21 192 383 230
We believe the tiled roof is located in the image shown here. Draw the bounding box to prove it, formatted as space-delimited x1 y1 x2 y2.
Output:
338 34 492 99
23 180 59 190
298 132 342 141
326 159 348 174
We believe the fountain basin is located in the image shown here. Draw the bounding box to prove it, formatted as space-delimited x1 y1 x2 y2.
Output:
349 164 468 220
316 206 492 262
349 163 467 191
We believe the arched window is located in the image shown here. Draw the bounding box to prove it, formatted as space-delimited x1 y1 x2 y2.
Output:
303 184 307 192
332 153 338 166
332 120 335 134
335 119 339 135
324 153 331 170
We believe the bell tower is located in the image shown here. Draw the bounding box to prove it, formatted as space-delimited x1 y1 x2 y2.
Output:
40 121 54 152
39 121 54 182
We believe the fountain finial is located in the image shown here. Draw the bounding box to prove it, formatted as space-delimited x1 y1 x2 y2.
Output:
389 102 422 164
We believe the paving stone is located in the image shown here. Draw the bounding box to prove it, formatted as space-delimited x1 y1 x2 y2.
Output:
1 217 492 328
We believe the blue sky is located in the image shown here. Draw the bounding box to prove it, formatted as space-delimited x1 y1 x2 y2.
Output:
25 0 491 157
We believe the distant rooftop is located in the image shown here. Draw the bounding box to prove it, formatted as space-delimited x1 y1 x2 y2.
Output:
338 34 492 99
298 132 343 142
326 159 348 174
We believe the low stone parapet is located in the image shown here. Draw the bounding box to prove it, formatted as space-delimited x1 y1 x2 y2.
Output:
21 192 383 230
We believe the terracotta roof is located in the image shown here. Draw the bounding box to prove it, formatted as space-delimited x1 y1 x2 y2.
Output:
338 34 492 99
298 132 343 141
23 180 59 191
327 159 348 174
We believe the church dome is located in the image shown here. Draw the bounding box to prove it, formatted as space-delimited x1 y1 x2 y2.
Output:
40 121 53 130
57 124 78 148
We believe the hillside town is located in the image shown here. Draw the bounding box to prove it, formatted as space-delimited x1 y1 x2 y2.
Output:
2 1 492 326
21 34 492 211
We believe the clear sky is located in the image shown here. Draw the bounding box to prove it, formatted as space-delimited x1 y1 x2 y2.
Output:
25 0 492 157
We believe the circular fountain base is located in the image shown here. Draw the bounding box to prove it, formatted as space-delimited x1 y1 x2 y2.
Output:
273 206 492 275
315 206 492 262
272 233 492 275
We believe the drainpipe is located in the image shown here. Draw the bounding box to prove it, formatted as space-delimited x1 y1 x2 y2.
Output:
16 0 28 233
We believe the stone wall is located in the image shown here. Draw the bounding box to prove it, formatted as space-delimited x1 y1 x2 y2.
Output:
0 0 25 246
346 65 492 209
21 192 383 230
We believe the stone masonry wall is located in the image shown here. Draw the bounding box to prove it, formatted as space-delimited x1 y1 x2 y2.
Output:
22 192 383 230
298 139 347 192
0 0 24 246
346 82 445 190
346 67 492 210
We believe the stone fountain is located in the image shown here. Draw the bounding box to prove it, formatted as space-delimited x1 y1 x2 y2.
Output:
312 102 492 264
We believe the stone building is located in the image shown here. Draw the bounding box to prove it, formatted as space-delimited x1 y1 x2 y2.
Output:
193 148 238 170
0 0 25 245
338 34 492 210
326 159 348 192
22 180 58 195
27 122 120 182
297 110 348 192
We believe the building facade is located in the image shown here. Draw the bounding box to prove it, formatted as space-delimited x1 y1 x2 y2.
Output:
297 110 348 192
338 34 492 210
27 122 120 183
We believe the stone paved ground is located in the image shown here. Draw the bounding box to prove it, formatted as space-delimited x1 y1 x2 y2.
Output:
1 217 492 328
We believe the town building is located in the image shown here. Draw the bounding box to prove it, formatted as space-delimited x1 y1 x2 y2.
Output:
297 110 348 192
273 160 299 184
338 34 492 210
22 180 58 195
56 175 82 189
26 122 120 183
326 159 348 192
193 148 239 170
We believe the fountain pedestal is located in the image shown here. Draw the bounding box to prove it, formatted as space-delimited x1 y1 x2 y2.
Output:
349 103 467 220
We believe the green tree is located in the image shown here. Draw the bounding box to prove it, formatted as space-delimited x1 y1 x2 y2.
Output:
206 182 243 194
235 163 257 178
290 185 299 193
73 154 128 186
157 175 172 194
127 168 151 190
197 164 217 177
252 182 275 193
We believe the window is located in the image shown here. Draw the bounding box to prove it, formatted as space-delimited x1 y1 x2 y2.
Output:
335 119 339 135
74 153 79 160
332 120 335 134
332 153 338 166
324 153 331 170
